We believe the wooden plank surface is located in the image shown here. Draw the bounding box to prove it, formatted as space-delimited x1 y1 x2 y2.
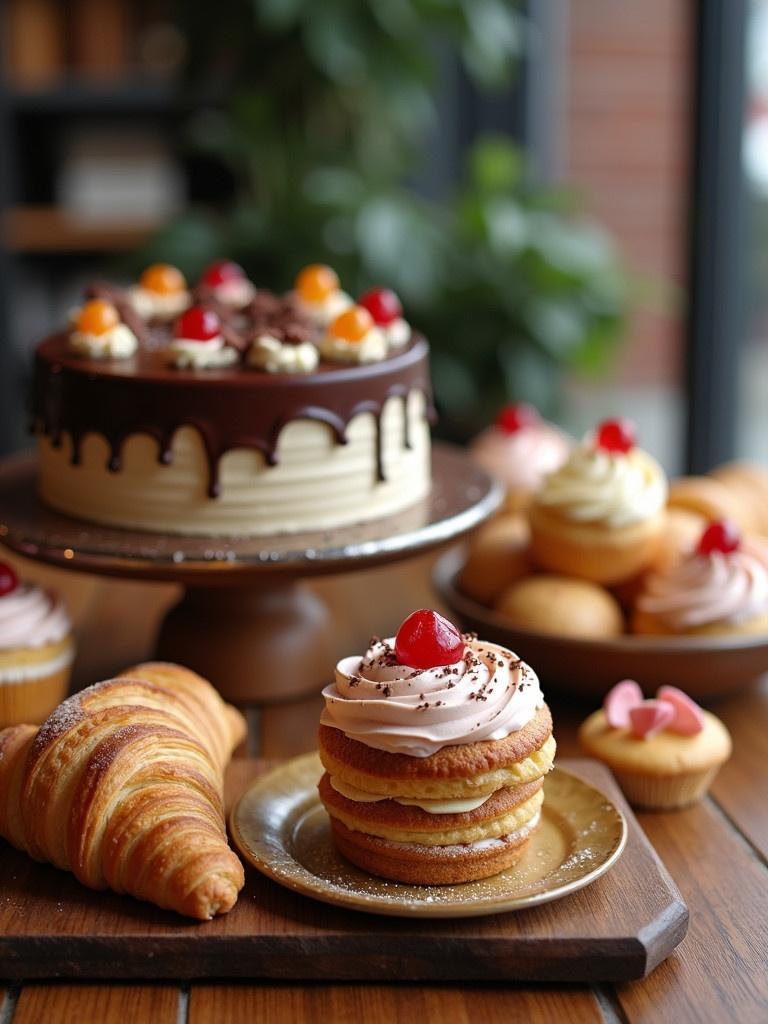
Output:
189 982 604 1024
12 984 179 1024
710 677 768 859
0 759 686 984
615 801 768 1024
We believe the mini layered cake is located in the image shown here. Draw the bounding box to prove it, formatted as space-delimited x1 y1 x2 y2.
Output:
33 263 433 536
0 562 75 727
318 609 555 884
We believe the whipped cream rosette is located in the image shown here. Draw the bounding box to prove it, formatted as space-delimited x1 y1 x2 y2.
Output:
470 402 572 511
633 520 768 635
318 609 555 885
529 418 668 585
322 636 543 757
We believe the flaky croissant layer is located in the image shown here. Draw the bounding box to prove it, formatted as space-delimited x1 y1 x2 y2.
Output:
0 662 247 920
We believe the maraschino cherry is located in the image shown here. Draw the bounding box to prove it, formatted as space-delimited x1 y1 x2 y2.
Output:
394 609 465 669
201 260 247 288
0 562 19 598
359 287 402 326
697 519 741 556
175 306 221 342
496 402 540 435
595 417 636 454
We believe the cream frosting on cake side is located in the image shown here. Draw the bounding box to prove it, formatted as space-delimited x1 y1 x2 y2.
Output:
38 393 430 536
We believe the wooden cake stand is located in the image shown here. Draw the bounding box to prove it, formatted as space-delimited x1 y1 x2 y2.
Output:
0 445 501 752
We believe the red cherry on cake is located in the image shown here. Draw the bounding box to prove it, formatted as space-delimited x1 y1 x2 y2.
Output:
595 417 636 454
394 609 465 669
201 260 246 288
0 562 19 598
175 307 221 342
496 402 540 435
697 518 741 556
359 287 402 326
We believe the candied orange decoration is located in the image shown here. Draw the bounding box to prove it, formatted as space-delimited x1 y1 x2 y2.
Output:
328 306 374 343
140 263 187 295
76 299 121 336
295 263 339 303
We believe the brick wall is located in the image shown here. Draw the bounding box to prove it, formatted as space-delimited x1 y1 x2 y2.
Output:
563 0 692 386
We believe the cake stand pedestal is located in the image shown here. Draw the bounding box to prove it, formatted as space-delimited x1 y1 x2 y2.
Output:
0 445 501 753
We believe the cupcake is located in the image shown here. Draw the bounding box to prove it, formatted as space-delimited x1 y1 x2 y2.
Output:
470 402 572 513
458 514 530 605
0 562 75 727
529 418 667 585
318 609 555 884
579 679 732 809
632 519 768 636
495 575 624 639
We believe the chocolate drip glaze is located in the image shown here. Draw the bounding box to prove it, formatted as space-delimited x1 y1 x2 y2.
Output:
32 334 435 499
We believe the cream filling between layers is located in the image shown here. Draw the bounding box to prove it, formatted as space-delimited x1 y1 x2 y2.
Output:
329 775 492 813
329 789 544 845
37 392 430 536
383 810 542 852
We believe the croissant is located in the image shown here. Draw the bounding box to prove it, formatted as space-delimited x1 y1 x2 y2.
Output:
0 661 247 920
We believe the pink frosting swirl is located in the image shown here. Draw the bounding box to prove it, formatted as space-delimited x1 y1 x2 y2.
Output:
637 540 768 630
470 423 571 493
320 636 543 756
0 583 72 649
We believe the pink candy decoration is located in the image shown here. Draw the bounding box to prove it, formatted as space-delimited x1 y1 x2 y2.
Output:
629 700 676 739
603 679 706 739
657 685 705 736
603 679 644 728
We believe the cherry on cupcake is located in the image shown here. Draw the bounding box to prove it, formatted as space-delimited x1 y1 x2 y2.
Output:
697 518 740 556
201 260 247 288
496 402 540 435
595 417 636 454
395 609 465 669
175 306 221 342
0 562 19 598
359 287 402 326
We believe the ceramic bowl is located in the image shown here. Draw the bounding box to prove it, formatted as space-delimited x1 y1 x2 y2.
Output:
433 548 768 700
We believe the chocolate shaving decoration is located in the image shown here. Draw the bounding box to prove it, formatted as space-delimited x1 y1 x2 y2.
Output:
85 281 150 344
244 293 314 347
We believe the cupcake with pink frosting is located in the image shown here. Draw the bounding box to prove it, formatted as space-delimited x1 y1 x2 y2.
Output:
632 519 768 636
469 402 572 513
317 609 555 884
579 679 732 809
0 562 75 728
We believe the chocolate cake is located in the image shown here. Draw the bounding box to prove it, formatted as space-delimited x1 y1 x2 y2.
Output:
31 262 434 537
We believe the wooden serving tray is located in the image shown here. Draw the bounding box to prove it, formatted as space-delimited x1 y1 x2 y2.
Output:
0 758 688 983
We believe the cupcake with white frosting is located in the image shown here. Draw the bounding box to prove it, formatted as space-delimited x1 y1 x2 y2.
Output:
318 608 555 884
529 418 667 586
632 519 768 635
0 562 75 727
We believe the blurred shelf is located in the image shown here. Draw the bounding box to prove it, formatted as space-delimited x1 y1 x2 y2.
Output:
4 77 180 114
4 205 162 253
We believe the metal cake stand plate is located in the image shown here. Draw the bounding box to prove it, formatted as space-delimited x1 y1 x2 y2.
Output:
0 444 501 751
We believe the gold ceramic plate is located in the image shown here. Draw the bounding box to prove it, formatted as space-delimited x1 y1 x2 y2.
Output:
230 752 627 918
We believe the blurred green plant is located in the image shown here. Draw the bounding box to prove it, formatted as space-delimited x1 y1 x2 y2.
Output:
140 0 627 437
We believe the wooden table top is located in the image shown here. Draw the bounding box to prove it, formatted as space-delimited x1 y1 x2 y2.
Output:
1 553 767 1023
